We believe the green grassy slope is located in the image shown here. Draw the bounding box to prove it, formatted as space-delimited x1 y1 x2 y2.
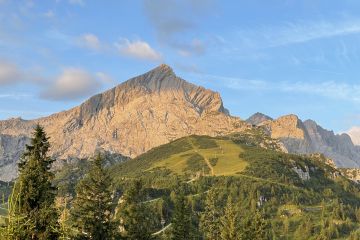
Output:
108 133 360 239
148 136 248 176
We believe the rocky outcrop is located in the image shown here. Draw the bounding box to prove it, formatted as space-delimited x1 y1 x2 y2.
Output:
292 166 310 181
0 64 248 180
259 114 360 167
339 168 360 183
246 112 272 126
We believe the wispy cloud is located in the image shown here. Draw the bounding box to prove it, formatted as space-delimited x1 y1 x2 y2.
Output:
143 0 213 56
114 38 162 61
203 73 360 102
96 72 115 84
68 0 84 6
236 17 360 48
0 60 22 85
78 33 103 51
0 93 33 100
0 59 43 86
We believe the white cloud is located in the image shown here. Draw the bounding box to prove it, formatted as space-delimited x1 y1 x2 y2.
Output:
79 33 102 51
114 39 162 61
0 59 114 101
0 60 22 85
40 68 103 101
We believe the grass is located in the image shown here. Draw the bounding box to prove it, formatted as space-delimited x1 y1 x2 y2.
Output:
149 136 248 176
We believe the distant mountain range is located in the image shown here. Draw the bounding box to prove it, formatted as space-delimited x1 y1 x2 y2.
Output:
246 113 360 168
1 64 360 181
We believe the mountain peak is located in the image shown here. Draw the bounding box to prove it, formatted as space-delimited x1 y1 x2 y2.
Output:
156 63 174 73
246 112 272 126
119 64 186 93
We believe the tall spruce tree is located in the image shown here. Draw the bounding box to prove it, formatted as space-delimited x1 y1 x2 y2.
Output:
117 180 153 239
220 196 239 240
11 124 59 239
200 189 221 240
242 210 269 240
170 190 191 240
71 154 116 240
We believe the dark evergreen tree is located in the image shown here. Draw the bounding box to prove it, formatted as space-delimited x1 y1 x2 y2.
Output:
117 180 153 239
200 189 221 240
220 196 239 240
294 217 312 239
11 124 59 239
251 210 270 240
242 210 269 240
71 154 117 240
170 190 191 240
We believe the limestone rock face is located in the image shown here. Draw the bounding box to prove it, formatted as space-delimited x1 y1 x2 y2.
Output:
260 115 360 167
262 115 306 139
0 64 247 180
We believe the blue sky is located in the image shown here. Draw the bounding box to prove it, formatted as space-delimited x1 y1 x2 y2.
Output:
1 0 360 132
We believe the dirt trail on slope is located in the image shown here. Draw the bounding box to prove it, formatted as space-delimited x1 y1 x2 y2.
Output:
188 139 215 176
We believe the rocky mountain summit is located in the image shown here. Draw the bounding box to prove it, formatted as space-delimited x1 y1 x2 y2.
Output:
246 112 272 126
0 64 248 181
248 113 360 167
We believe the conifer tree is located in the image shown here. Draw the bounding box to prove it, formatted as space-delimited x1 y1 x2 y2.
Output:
242 210 269 240
10 124 59 239
294 217 312 239
252 210 270 240
200 189 221 240
71 154 116 240
170 190 191 240
117 180 153 240
220 196 239 240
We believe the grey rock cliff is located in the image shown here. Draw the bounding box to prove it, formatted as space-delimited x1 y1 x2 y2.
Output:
260 115 360 167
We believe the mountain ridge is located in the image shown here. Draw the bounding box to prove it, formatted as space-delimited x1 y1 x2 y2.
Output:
252 113 360 167
0 64 247 181
2 66 360 181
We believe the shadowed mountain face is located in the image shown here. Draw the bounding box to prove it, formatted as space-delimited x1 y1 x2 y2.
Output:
0 64 247 181
249 113 360 168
